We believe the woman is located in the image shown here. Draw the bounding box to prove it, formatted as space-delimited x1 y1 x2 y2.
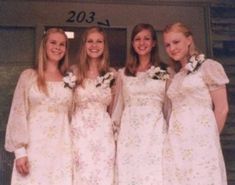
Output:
112 23 168 185
71 26 115 185
163 22 229 185
5 28 73 185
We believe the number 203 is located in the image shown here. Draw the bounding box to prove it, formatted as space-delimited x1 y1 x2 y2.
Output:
66 11 95 23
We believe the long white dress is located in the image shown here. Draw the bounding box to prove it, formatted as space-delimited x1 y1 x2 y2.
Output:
163 59 229 185
71 77 115 185
5 69 73 185
113 69 167 185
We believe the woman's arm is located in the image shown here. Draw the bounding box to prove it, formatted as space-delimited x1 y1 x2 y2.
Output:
210 86 229 133
5 69 35 176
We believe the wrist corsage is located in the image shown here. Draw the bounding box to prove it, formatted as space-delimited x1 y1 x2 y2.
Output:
96 72 115 88
147 66 169 80
185 54 205 74
63 71 77 89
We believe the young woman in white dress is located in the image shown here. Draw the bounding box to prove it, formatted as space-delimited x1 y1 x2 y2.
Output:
5 28 73 185
71 26 116 185
112 23 169 185
163 22 229 185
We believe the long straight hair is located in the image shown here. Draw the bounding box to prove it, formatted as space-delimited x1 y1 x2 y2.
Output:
76 26 110 86
125 23 163 76
163 22 200 72
36 28 69 94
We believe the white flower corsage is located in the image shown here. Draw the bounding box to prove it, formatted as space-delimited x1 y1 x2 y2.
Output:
185 54 205 74
96 72 115 88
147 66 169 80
63 71 77 89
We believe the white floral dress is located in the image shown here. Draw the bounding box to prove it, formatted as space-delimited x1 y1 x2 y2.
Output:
71 77 115 185
163 59 229 185
113 69 167 185
5 69 73 185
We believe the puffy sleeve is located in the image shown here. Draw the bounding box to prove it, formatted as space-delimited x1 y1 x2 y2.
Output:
111 69 125 138
5 69 35 158
201 59 229 91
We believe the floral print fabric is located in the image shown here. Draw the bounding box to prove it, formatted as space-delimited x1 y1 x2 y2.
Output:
5 69 73 185
71 78 115 185
115 69 167 185
163 59 229 185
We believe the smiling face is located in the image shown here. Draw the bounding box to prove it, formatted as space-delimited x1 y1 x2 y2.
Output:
132 29 156 57
45 32 66 63
163 31 192 65
85 31 105 60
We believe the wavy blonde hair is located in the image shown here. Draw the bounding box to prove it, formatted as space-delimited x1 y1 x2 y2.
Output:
163 22 200 72
36 28 69 94
125 23 163 76
76 26 110 86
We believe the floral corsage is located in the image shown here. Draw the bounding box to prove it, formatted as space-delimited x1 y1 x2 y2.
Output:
63 71 77 89
147 66 169 80
185 54 205 74
96 72 115 88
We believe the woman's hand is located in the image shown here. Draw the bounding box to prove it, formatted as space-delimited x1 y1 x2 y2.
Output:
15 156 29 176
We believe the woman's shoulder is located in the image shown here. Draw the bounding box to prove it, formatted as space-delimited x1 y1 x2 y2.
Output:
108 67 117 73
117 68 126 78
201 58 225 71
203 58 221 65
109 67 125 81
117 67 125 73
20 68 37 79
200 57 229 85
15 68 37 89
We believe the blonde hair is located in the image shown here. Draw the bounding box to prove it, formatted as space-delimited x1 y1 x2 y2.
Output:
125 23 163 76
76 26 110 85
163 22 200 72
36 28 69 94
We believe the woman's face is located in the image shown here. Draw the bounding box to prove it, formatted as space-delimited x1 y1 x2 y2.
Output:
132 29 155 57
46 32 66 63
163 31 192 64
85 31 104 60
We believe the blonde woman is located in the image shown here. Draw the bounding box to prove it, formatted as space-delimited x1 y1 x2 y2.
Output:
163 22 229 185
5 28 73 185
71 26 116 185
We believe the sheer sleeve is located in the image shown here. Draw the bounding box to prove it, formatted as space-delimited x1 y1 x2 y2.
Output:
5 69 36 157
110 69 125 138
201 59 229 91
